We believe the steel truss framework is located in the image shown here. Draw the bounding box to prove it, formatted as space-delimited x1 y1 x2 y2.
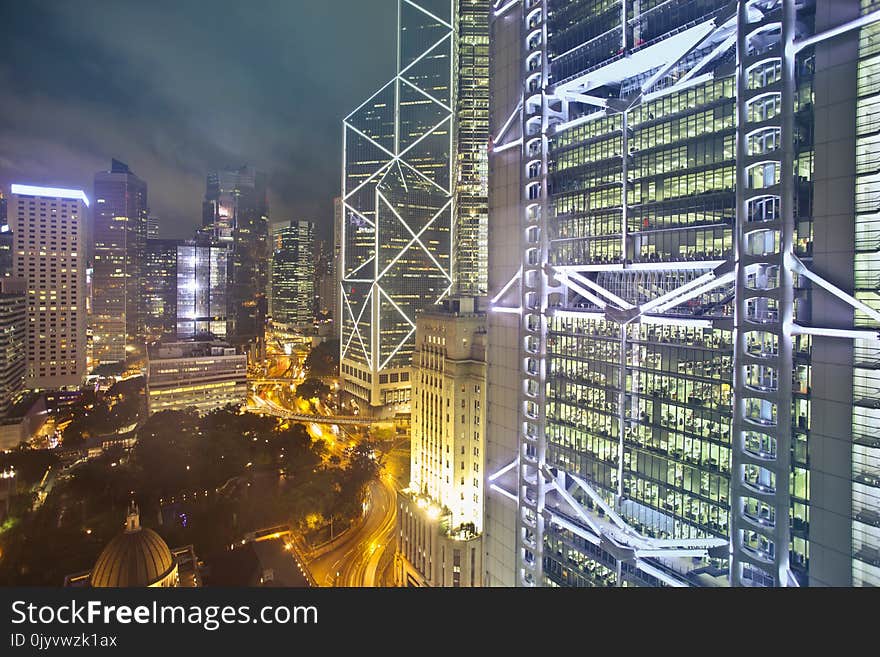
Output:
340 0 456 396
489 0 880 587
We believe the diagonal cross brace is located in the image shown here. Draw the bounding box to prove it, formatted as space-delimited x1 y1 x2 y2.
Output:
788 254 880 324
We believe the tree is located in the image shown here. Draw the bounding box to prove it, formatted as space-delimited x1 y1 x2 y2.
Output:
296 378 330 401
0 448 59 490
303 339 339 377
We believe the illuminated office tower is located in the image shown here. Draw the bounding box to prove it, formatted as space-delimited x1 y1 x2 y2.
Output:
315 239 334 322
144 238 181 339
454 1 490 296
176 238 228 339
92 159 148 365
0 279 26 414
340 0 490 413
147 214 160 240
271 220 315 330
8 184 87 388
485 0 880 587
331 196 343 330
396 297 485 587
203 166 269 348
0 192 12 279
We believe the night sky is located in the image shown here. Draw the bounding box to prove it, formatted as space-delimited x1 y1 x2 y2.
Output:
0 0 397 239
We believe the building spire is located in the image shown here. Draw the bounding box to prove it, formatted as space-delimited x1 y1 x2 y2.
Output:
125 501 141 533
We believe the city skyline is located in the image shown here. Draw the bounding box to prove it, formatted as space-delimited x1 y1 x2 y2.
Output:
2 0 880 593
0 1 397 240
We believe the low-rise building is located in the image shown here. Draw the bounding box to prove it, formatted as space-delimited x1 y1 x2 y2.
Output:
146 339 247 415
0 392 48 451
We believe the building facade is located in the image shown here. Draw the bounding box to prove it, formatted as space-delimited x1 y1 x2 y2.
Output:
271 220 315 330
146 340 247 415
143 238 181 340
454 1 490 296
0 192 11 279
0 279 26 415
340 0 490 413
8 184 87 389
315 238 334 323
203 166 269 348
485 0 880 588
92 159 148 365
147 214 160 240
176 239 228 339
331 196 343 331
396 296 486 586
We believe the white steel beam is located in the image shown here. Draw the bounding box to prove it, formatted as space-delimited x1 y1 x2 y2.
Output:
789 255 880 323
564 269 635 309
558 275 608 309
789 325 880 342
794 9 880 53
652 270 735 313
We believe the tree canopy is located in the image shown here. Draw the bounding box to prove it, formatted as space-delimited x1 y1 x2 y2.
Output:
303 339 339 377
296 378 331 401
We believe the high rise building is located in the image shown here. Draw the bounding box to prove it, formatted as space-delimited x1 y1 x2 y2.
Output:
332 196 343 331
0 192 12 279
271 220 315 330
92 159 148 366
203 166 269 348
0 279 26 415
315 238 334 321
176 238 229 339
396 297 486 587
147 214 160 240
144 238 181 340
8 184 87 388
485 0 880 588
340 0 490 413
454 1 490 296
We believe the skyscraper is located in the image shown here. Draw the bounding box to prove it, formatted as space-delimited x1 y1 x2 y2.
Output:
340 0 490 412
0 279 26 414
203 166 269 348
176 238 229 339
271 220 315 330
315 238 334 322
143 238 181 339
8 184 87 388
0 192 12 279
332 196 343 331
147 214 160 240
92 159 148 365
453 1 490 296
396 296 486 587
485 0 880 587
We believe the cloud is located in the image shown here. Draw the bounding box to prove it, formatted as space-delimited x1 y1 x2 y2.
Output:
0 0 396 238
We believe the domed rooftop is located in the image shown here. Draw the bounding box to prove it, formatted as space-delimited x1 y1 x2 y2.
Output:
90 503 176 588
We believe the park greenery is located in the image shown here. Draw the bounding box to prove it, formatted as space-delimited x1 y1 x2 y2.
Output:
0 405 379 585
295 377 331 401
303 339 339 377
60 377 146 446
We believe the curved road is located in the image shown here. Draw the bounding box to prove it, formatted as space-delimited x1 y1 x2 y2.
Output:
306 474 398 587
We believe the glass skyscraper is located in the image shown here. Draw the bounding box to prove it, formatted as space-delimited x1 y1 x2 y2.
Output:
143 238 180 339
176 239 229 339
203 166 269 348
340 0 490 412
271 220 315 330
92 159 148 365
485 0 880 587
